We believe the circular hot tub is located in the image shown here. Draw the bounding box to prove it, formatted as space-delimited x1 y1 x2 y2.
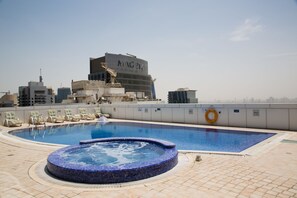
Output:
47 137 178 184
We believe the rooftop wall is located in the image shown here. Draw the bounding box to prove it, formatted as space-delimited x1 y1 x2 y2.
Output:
0 103 296 131
100 103 297 131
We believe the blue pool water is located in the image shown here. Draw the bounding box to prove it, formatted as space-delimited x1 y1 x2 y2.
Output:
60 141 165 167
10 122 275 152
47 138 178 184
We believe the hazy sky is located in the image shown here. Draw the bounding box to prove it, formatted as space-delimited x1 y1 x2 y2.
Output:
0 0 297 102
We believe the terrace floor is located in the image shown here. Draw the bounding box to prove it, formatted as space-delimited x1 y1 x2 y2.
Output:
0 120 297 198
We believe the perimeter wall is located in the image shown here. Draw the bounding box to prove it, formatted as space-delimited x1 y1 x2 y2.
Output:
0 103 296 131
100 103 297 131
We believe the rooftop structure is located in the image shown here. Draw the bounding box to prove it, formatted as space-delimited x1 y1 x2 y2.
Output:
18 72 55 106
168 88 198 103
88 53 156 99
0 91 17 107
67 80 126 104
55 87 71 103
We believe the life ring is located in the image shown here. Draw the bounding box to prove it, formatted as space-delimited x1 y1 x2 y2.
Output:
205 108 219 124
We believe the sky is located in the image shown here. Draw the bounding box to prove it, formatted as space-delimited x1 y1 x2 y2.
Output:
0 0 297 102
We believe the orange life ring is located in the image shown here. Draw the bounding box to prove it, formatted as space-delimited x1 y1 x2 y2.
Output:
205 108 219 124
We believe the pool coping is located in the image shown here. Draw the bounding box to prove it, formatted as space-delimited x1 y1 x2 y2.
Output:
29 152 195 190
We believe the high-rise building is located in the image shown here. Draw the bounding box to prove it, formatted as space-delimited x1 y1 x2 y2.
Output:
168 88 198 103
18 73 55 106
55 87 71 103
88 53 155 99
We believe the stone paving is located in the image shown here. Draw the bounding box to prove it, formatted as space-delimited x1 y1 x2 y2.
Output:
0 121 297 198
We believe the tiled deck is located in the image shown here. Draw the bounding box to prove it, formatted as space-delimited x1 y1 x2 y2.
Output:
1 120 297 198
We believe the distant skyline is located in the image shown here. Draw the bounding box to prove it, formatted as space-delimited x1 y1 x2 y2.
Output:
0 0 297 102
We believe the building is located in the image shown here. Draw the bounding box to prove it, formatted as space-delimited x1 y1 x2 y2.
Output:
72 80 106 93
0 92 17 107
66 80 126 104
168 88 198 103
55 87 71 103
88 53 155 99
18 74 55 106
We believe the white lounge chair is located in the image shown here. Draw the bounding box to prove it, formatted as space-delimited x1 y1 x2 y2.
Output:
64 109 80 122
47 110 64 123
4 112 22 127
29 111 45 125
94 107 110 118
78 108 95 120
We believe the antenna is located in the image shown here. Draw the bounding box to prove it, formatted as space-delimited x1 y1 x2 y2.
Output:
39 68 43 82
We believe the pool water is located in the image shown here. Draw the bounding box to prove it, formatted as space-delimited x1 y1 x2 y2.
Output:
47 138 178 184
60 141 165 167
10 122 275 152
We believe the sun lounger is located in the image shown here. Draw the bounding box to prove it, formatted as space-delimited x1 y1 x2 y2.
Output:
94 107 110 118
64 109 80 122
29 111 45 125
47 110 64 123
4 112 22 127
78 108 96 120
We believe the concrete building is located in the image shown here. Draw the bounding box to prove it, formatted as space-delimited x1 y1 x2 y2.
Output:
66 80 126 104
18 75 55 106
55 87 71 103
0 92 17 107
88 53 155 99
168 88 198 103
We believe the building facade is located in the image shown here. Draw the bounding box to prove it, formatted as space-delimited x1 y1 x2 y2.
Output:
168 88 198 103
66 80 125 104
18 80 55 106
0 92 17 107
55 87 71 103
88 53 155 99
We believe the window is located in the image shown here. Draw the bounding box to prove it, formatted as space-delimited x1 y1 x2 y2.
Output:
234 109 240 113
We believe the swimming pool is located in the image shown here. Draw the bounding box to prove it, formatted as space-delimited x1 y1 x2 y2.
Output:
47 137 178 184
10 122 275 152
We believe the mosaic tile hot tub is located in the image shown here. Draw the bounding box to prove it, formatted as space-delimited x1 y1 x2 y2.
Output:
46 137 178 184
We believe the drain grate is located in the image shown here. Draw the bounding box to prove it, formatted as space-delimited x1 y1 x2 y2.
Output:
281 139 297 144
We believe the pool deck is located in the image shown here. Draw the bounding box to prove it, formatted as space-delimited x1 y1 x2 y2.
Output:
1 119 297 198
